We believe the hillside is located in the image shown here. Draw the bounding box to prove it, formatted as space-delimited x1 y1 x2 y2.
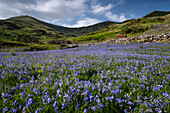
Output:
39 20 118 36
143 11 170 17
0 10 170 51
68 12 170 43
0 16 66 43
0 16 117 44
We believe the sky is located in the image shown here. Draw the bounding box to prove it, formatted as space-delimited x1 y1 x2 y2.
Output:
0 0 169 28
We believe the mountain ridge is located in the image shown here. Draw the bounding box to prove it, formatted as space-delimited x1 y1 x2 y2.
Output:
0 10 169 45
7 15 118 36
143 11 170 17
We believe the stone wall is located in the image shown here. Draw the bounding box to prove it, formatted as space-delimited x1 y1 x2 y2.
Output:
67 43 96 48
105 32 170 44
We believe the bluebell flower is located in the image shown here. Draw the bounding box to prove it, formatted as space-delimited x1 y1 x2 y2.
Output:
96 98 100 103
140 84 145 88
3 107 8 112
64 93 69 98
163 92 168 97
52 96 56 101
44 92 49 98
89 93 93 96
55 107 58 113
20 84 25 88
2 93 7 98
155 108 161 112
92 85 95 90
124 110 127 113
59 82 63 87
84 97 88 103
62 103 65 109
117 98 121 103
76 104 79 110
149 103 153 107
20 92 25 99
33 88 37 94
18 76 21 80
44 87 48 91
38 85 41 89
91 106 96 111
26 98 33 108
19 105 22 110
57 89 60 96
12 100 18 106
53 101 58 108
4 99 7 103
35 108 42 113
162 102 167 108
47 97 51 103
98 103 103 110
84 108 87 113
43 99 46 105
146 87 149 91
10 108 17 113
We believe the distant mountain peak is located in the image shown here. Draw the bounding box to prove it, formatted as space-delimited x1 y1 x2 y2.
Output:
143 10 170 17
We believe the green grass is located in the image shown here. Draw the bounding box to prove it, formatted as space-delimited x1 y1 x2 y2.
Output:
70 16 169 43
0 16 66 43
0 40 60 52
67 16 167 43
31 43 59 50
68 32 117 43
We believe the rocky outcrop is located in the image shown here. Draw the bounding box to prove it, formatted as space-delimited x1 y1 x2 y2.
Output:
66 32 170 49
67 43 97 48
48 39 72 45
105 32 170 44
0 41 29 48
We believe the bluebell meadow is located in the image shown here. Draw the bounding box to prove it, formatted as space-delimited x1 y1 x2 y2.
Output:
0 43 169 112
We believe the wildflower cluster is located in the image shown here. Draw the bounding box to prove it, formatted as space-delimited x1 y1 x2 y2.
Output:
0 43 169 112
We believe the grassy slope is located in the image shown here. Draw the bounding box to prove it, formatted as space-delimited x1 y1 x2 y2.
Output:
0 16 65 43
142 14 170 35
0 16 118 43
69 13 170 43
0 16 118 51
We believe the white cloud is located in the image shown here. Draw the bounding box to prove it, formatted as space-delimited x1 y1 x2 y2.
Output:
131 14 135 17
0 2 22 17
117 0 125 5
62 17 100 28
0 0 88 22
31 0 86 14
105 11 127 22
91 0 125 14
0 0 127 27
91 4 113 14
